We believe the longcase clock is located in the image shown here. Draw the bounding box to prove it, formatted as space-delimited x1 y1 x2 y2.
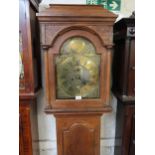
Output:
37 5 117 155
19 0 41 154
112 17 135 155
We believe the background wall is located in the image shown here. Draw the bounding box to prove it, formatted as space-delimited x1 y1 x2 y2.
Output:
37 0 135 155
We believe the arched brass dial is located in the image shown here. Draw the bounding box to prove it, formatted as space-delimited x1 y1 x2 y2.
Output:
55 37 100 99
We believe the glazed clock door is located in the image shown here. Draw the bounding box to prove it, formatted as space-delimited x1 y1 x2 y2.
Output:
19 29 25 91
19 0 28 93
55 37 100 99
19 0 41 94
45 27 112 110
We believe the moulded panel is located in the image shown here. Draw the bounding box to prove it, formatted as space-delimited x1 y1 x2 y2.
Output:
63 123 95 155
56 115 101 155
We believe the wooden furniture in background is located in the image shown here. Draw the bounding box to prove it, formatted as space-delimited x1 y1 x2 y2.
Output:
112 18 135 101
112 17 135 155
37 5 117 155
19 0 41 154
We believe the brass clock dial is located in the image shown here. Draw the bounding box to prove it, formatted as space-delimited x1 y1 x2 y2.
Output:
55 37 100 99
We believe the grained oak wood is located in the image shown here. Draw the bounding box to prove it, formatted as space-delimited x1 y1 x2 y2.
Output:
37 5 117 22
37 5 117 155
37 5 117 110
55 114 101 155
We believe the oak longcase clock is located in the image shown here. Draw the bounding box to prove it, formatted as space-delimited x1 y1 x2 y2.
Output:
37 5 117 155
